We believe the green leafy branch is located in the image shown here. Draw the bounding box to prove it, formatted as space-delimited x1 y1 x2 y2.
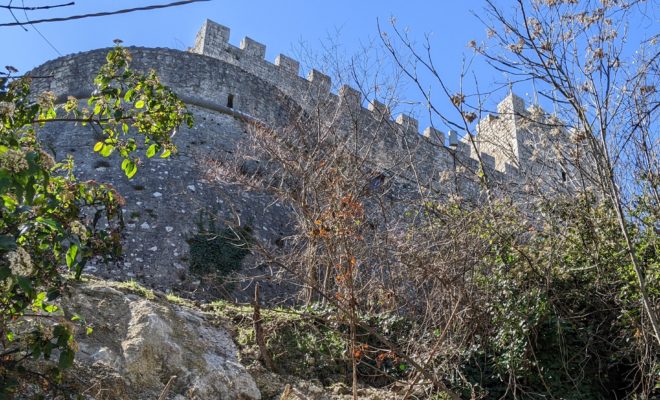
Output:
0 44 192 395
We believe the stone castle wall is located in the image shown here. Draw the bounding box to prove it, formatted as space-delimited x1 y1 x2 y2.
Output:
27 20 566 294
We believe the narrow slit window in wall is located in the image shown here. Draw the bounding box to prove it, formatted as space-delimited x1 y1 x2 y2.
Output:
227 94 234 109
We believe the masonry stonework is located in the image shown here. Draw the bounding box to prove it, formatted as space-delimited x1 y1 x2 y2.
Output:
28 20 573 294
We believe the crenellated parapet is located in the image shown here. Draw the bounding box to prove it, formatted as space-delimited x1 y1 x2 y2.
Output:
23 19 576 290
187 21 494 181
30 19 566 206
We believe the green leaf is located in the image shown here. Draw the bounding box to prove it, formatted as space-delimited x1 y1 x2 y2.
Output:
135 100 145 109
46 107 56 120
75 257 88 279
160 149 171 158
93 142 104 152
100 144 114 157
122 122 129 134
58 348 74 369
47 288 61 301
124 89 134 102
2 195 17 208
25 177 36 204
0 267 10 283
66 243 78 269
16 276 33 293
53 325 68 339
36 217 61 230
146 144 157 158
86 327 93 335
126 162 138 179
44 304 58 313
34 292 47 304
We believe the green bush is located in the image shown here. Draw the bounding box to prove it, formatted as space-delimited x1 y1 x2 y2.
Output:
186 216 252 278
212 301 348 382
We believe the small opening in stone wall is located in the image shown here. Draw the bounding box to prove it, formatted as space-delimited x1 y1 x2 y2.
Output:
93 160 111 170
561 169 567 183
227 94 234 109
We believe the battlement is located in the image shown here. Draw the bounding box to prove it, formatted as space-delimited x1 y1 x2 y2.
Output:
30 19 568 199
189 21 573 182
25 19 576 290
497 92 526 115
189 21 478 149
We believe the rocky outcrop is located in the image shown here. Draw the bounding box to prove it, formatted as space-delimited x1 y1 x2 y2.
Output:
60 279 260 399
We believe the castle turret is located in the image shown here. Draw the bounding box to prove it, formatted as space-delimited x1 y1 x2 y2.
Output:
471 93 528 171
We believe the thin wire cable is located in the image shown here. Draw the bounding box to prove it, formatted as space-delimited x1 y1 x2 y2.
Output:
0 0 210 27
21 0 62 56
7 0 27 31
1 1 74 11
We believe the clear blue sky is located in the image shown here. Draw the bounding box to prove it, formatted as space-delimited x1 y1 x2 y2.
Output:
3 1 484 72
2 0 490 123
2 0 657 132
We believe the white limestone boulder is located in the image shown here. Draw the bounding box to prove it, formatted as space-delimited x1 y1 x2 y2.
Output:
62 279 260 399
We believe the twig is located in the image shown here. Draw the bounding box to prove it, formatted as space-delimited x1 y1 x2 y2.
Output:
279 384 293 400
253 283 277 372
157 375 177 400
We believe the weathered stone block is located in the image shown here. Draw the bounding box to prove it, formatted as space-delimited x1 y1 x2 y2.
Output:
395 113 418 133
307 69 331 90
448 130 459 148
193 19 230 57
339 84 361 106
368 100 390 120
240 36 266 59
275 54 300 75
423 126 444 145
